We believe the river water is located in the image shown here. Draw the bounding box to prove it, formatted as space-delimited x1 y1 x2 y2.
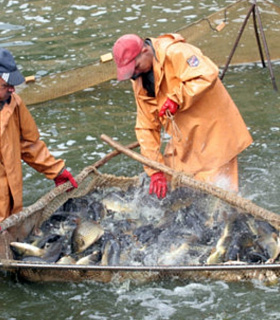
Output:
1 1 280 319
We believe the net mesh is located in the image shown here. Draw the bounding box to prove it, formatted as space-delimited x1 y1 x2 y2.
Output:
18 0 280 106
1 163 280 284
177 0 280 66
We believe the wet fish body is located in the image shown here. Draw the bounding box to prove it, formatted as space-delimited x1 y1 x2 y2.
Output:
76 251 101 265
102 198 134 215
10 182 280 276
10 242 45 258
158 242 189 266
71 219 104 254
56 255 76 265
42 236 65 263
101 239 121 266
10 237 65 263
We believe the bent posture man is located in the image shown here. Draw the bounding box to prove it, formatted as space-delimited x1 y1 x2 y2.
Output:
0 48 77 222
113 33 252 198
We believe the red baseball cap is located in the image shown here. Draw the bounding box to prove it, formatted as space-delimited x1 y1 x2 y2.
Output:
113 34 144 81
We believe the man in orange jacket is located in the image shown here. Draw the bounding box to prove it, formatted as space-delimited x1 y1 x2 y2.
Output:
0 48 77 222
113 33 253 199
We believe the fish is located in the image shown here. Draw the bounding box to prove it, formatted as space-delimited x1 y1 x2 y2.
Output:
10 242 45 258
101 217 142 239
21 256 48 263
246 219 280 262
158 242 189 266
169 197 193 213
223 216 256 262
117 230 152 266
225 232 255 262
88 201 107 221
76 251 101 265
133 224 162 245
10 236 65 263
32 233 62 249
10 181 280 279
40 211 80 236
206 222 233 264
101 192 136 216
71 219 104 254
42 236 65 263
56 255 76 265
101 238 121 266
258 232 280 263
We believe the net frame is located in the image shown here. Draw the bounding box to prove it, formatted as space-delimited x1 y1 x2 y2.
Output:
0 162 280 284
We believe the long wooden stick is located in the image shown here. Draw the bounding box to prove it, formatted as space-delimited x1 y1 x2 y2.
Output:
0 141 139 232
220 2 255 80
220 1 278 91
254 2 278 91
92 140 139 170
252 6 265 68
100 134 280 227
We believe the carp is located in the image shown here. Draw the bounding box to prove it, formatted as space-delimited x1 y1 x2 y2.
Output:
10 242 45 258
101 193 136 216
76 251 102 265
101 238 121 266
10 239 64 263
56 255 76 265
71 219 104 254
158 242 189 265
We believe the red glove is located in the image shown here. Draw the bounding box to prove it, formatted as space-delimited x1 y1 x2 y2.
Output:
54 169 78 189
149 172 167 199
159 98 178 117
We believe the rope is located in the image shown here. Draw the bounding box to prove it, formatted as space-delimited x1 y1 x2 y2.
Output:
165 110 182 142
162 110 183 170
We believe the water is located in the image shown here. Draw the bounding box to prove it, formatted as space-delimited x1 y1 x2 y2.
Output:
1 1 280 319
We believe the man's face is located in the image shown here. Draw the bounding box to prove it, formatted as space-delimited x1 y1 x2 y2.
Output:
132 46 153 78
0 77 15 102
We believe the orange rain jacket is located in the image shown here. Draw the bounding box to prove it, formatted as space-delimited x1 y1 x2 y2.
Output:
133 34 253 184
0 93 65 222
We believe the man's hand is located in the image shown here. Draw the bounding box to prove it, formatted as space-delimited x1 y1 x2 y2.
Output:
159 98 178 117
149 172 167 199
54 169 78 190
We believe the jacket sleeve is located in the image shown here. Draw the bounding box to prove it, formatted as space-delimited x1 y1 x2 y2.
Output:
134 94 165 177
17 97 65 179
165 42 219 109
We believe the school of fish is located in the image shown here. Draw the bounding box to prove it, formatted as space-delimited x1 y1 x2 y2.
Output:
10 177 280 267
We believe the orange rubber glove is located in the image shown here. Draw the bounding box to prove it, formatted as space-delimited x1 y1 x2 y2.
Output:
54 169 78 189
149 172 167 199
159 98 178 117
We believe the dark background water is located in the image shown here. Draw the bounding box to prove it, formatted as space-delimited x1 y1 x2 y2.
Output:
0 1 280 319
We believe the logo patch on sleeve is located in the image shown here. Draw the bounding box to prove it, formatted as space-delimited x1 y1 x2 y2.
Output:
187 55 200 67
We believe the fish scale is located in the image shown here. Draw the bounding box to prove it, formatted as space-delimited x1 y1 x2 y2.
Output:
71 219 104 254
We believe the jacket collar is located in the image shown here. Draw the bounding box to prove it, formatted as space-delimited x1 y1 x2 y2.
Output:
0 94 17 136
150 34 185 96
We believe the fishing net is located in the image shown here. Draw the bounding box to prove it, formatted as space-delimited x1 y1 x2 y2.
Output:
177 0 280 66
18 0 280 105
1 146 280 284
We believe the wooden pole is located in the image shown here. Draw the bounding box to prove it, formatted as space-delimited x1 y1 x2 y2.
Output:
252 6 265 68
100 134 280 227
0 141 139 232
220 0 278 91
220 2 255 80
92 141 139 170
254 2 278 91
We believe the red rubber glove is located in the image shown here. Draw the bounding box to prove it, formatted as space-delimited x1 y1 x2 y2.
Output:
54 169 78 189
149 172 167 199
159 98 178 117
